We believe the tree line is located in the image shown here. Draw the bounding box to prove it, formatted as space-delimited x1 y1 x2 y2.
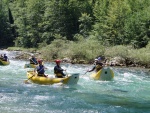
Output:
0 0 150 49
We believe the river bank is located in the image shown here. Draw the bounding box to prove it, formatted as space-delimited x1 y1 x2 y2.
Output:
1 48 149 71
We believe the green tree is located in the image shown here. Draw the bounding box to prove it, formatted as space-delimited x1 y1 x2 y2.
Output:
0 0 14 47
79 13 92 38
124 0 150 48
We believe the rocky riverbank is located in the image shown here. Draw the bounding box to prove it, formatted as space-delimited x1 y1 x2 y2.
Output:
9 50 150 69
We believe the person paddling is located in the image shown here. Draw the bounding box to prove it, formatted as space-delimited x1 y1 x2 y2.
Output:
54 60 66 78
3 54 9 61
34 59 47 77
29 54 38 65
87 57 103 73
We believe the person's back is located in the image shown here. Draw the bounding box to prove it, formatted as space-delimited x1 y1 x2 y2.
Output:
54 60 66 78
30 55 38 65
3 54 8 61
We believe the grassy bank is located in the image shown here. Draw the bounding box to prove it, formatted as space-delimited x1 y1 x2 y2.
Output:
7 40 150 68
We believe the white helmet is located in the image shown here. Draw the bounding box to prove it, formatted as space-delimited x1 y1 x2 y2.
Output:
31 54 34 57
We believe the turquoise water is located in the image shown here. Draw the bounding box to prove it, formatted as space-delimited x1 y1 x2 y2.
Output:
0 51 150 113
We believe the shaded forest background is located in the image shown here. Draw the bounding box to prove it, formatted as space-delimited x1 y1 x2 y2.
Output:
0 0 150 66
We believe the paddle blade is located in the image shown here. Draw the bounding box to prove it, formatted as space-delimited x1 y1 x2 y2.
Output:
24 80 30 84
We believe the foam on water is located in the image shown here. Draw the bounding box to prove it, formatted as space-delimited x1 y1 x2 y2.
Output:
0 50 150 113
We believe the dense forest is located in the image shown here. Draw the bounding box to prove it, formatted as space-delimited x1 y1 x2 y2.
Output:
0 0 150 66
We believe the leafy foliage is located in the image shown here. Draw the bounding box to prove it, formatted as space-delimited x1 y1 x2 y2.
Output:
0 0 150 65
0 1 15 47
0 0 148 48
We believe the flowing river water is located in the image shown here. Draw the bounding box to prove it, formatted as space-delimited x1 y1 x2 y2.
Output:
0 50 150 113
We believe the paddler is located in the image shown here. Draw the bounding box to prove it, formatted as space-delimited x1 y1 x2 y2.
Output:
34 59 47 77
54 60 66 78
87 57 103 73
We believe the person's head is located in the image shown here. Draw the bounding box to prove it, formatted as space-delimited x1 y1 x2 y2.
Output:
94 59 98 63
38 59 43 64
4 54 6 56
55 60 61 65
31 54 35 58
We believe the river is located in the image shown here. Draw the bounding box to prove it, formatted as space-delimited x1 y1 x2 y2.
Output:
0 50 150 113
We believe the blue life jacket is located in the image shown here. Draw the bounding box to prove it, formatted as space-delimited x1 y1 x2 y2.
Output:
37 65 44 74
3 56 8 61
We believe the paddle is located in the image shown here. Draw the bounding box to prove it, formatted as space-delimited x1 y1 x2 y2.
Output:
29 56 39 65
81 71 88 77
24 57 38 68
24 63 48 83
24 71 36 84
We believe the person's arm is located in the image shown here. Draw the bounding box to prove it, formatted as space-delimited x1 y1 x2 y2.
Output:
34 67 36 72
44 65 47 69
60 71 66 76
34 58 38 64
32 58 38 64
6 56 9 61
88 66 96 72
34 66 38 73
98 62 103 68
29 58 33 64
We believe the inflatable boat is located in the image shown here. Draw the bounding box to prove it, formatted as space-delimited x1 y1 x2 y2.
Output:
0 59 10 66
24 63 38 68
26 71 80 85
90 67 114 81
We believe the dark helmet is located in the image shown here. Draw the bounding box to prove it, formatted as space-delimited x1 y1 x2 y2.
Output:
98 57 102 61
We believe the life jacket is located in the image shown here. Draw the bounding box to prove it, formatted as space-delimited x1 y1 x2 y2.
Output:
54 70 63 78
3 56 8 61
30 58 37 64
55 73 63 78
37 65 44 74
54 66 64 78
95 64 103 72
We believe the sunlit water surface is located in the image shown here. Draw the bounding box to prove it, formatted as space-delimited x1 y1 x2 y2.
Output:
0 50 150 113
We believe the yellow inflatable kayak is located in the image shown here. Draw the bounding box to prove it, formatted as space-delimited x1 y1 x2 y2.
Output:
0 59 10 66
24 63 38 68
26 71 80 85
90 67 114 81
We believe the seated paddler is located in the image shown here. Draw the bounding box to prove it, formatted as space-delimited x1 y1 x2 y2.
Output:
3 54 9 61
29 54 38 65
87 57 103 73
34 59 47 77
54 60 66 78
